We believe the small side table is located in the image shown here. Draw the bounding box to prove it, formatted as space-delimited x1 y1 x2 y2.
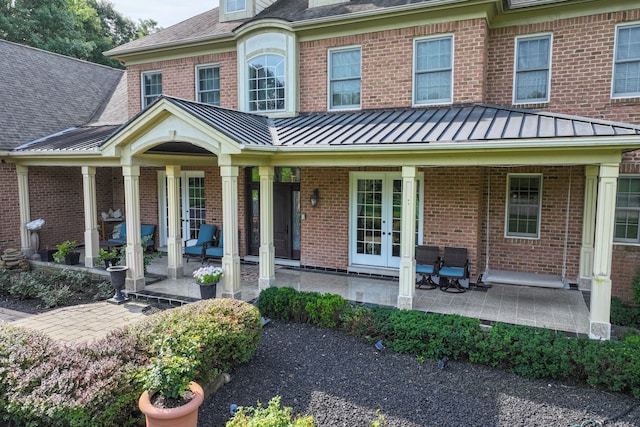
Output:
99 218 123 241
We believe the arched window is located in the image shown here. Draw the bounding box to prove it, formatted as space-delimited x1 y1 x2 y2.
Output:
248 54 285 112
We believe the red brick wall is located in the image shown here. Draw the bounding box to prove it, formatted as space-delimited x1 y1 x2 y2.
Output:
299 18 488 112
486 11 640 125
480 166 584 281
126 51 238 118
300 167 350 270
423 167 484 279
0 163 21 251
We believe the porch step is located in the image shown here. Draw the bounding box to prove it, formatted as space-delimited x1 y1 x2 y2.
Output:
483 270 566 289
124 290 200 306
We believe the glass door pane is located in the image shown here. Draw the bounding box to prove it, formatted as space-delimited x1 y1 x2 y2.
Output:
356 179 383 256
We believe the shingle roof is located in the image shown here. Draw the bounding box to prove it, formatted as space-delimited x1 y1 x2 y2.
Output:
105 8 241 56
0 40 125 150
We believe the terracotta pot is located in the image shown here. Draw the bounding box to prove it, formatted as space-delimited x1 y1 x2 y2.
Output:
138 382 204 427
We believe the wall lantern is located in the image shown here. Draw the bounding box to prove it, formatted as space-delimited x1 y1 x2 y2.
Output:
309 189 319 208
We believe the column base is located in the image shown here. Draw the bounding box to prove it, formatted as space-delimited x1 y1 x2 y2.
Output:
589 321 611 340
397 294 414 310
167 266 184 280
126 277 146 292
221 289 242 299
259 276 275 290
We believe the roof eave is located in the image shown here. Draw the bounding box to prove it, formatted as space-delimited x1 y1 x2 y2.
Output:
104 33 236 61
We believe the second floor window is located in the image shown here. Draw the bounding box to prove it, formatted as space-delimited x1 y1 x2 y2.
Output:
615 176 640 243
197 65 220 106
329 47 361 110
414 35 453 105
248 54 285 112
613 24 640 98
506 174 542 239
514 34 552 104
226 0 245 12
142 71 162 108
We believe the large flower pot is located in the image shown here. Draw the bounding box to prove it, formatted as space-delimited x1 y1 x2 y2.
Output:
138 382 204 427
106 265 128 303
198 282 217 300
64 252 80 265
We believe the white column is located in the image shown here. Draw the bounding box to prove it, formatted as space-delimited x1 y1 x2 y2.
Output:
259 166 275 290
220 165 241 299
166 166 183 279
589 163 619 340
398 166 417 310
16 165 32 255
82 166 100 267
579 165 598 290
123 165 145 291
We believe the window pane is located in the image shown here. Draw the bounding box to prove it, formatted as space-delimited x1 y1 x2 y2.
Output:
414 37 452 104
514 36 550 103
615 177 640 242
198 66 220 106
142 72 162 108
614 25 640 97
330 48 361 109
506 175 540 238
226 0 245 12
248 54 285 112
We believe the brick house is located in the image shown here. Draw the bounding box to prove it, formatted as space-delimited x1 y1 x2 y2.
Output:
2 0 640 339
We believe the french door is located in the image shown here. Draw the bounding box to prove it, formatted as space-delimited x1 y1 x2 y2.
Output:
349 172 423 269
157 171 205 247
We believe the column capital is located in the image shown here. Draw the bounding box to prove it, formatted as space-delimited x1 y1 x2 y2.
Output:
122 165 140 176
598 163 619 179
402 165 417 178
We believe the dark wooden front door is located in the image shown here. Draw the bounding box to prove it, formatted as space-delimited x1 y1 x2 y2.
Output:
273 183 292 259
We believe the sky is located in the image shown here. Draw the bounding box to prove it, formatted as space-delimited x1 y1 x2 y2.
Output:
109 1 219 28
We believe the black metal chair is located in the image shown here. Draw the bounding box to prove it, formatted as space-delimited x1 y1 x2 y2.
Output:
438 247 470 293
415 245 440 289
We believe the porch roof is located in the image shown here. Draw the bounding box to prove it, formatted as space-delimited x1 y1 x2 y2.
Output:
13 97 640 154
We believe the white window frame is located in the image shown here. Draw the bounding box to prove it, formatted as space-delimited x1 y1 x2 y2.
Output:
614 175 640 244
141 70 162 109
504 174 542 239
247 53 286 113
413 34 454 106
328 46 362 111
612 22 640 99
195 64 221 106
512 33 553 105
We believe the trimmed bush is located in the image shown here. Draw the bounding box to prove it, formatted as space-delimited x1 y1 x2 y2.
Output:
256 287 640 398
226 396 315 427
0 298 262 426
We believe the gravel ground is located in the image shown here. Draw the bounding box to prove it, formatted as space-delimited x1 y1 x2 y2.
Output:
199 321 640 427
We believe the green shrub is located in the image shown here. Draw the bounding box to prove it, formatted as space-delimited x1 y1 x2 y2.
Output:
574 333 640 398
8 271 46 300
305 293 348 328
611 297 640 329
128 298 262 385
469 323 577 379
226 396 315 427
632 267 640 307
0 298 263 426
257 286 300 321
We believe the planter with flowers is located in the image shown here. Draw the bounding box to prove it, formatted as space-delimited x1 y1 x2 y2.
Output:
192 265 223 300
138 330 203 427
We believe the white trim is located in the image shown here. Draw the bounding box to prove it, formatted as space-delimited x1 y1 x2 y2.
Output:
611 21 640 100
195 63 221 105
504 173 543 239
512 33 553 105
157 170 205 247
141 70 162 109
327 45 362 111
412 33 454 106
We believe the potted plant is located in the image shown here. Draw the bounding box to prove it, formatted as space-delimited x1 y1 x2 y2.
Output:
192 265 223 300
98 247 119 268
52 240 80 265
138 331 203 427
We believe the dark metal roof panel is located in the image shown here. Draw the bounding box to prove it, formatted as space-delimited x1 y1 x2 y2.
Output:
271 104 640 146
15 126 120 151
167 98 272 146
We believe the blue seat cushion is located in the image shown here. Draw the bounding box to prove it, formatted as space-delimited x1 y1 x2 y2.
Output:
108 223 155 247
184 246 203 256
416 264 435 274
439 266 465 278
196 224 217 245
205 246 224 257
